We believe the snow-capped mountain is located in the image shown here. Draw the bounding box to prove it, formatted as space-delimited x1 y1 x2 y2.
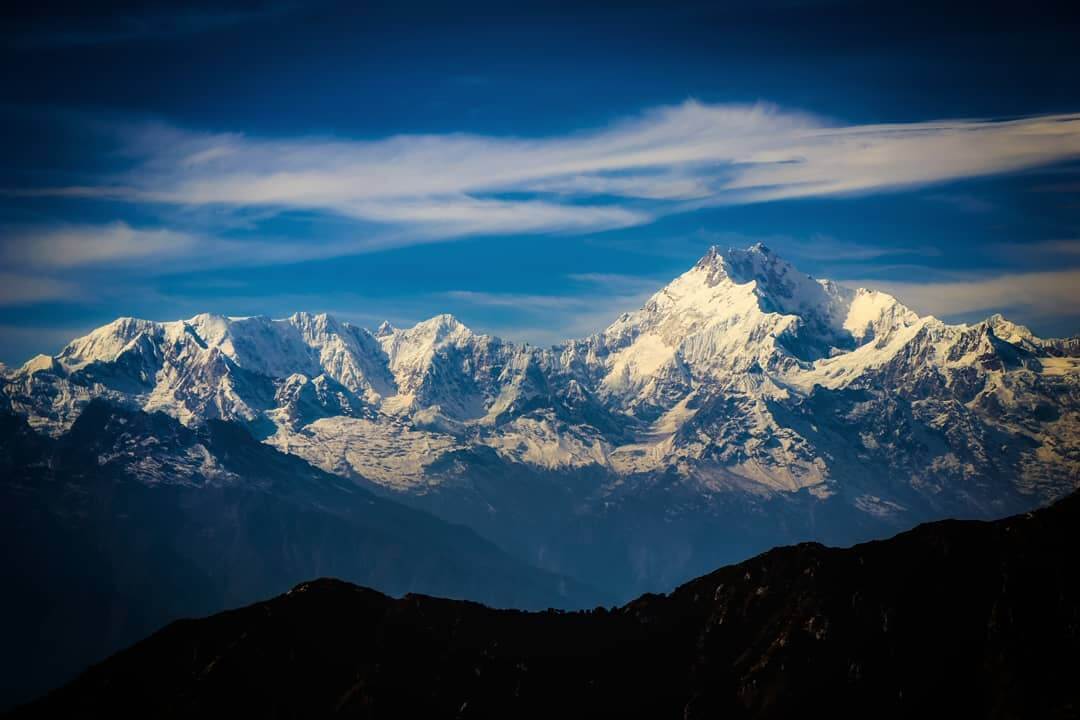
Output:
5 244 1078 596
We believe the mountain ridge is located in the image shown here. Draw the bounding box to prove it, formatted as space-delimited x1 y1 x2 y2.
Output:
15 487 1080 719
0 399 599 710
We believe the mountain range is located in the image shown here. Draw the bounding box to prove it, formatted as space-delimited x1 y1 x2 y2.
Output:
3 243 1079 706
16 486 1080 718
5 244 1077 590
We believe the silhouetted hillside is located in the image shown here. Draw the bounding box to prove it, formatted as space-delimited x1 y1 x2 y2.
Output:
16 489 1080 718
0 402 598 710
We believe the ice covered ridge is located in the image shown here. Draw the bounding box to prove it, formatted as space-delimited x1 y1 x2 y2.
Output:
4 244 1078 508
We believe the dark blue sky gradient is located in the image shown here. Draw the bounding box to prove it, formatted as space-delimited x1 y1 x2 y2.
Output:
1 0 1079 363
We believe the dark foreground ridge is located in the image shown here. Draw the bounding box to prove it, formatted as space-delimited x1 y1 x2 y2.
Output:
0 402 600 709
16 491 1080 719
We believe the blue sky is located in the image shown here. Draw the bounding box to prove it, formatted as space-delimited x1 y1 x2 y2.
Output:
2 0 1080 364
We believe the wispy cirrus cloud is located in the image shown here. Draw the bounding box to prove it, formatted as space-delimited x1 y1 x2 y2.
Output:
565 272 669 294
0 220 418 275
2 221 199 269
440 273 663 344
926 192 995 214
17 101 1080 245
0 273 83 305
442 290 590 311
851 269 1080 329
988 239 1080 260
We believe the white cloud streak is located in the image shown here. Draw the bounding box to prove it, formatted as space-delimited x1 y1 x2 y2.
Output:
988 239 1080 260
24 101 1080 241
0 273 82 305
0 221 401 272
852 270 1080 325
2 221 199 269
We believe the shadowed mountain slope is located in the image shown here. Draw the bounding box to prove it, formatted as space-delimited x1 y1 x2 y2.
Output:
0 400 598 710
17 489 1080 719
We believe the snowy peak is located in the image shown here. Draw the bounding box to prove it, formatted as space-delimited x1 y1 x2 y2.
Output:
182 314 321 379
378 314 476 364
984 312 1043 349
600 244 912 383
288 311 343 339
691 245 915 335
983 313 1080 358
20 353 63 376
665 244 832 329
376 314 496 412
410 313 472 341
693 243 825 312
699 245 848 340
692 245 920 350
840 287 919 345
57 317 161 371
702 242 795 287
